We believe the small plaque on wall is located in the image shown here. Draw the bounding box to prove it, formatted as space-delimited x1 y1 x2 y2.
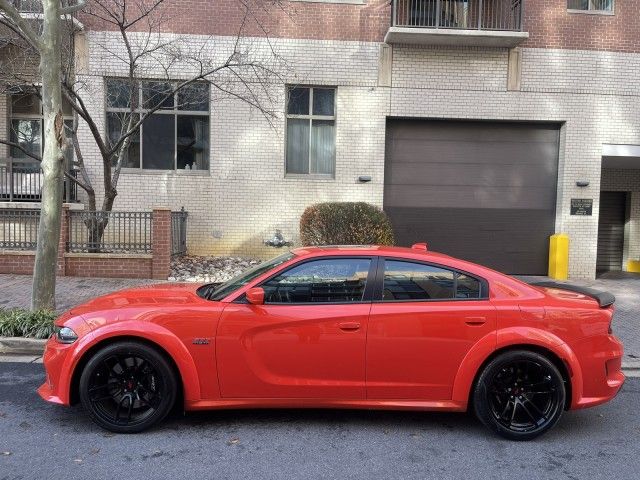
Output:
570 198 593 216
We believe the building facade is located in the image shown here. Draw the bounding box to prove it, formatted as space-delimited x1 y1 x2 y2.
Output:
2 0 640 279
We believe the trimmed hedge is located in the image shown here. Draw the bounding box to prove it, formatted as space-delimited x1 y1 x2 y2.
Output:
300 202 394 246
0 309 57 339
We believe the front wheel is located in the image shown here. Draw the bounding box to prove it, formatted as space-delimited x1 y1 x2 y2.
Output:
79 341 177 433
473 350 566 441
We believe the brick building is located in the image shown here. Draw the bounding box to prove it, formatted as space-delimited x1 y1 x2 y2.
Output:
2 0 639 279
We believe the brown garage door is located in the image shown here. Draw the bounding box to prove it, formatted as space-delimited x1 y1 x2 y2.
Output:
384 119 560 274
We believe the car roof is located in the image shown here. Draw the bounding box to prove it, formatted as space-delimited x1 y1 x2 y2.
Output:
291 244 453 261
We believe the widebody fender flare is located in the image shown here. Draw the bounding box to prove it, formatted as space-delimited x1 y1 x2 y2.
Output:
59 321 201 405
451 327 583 409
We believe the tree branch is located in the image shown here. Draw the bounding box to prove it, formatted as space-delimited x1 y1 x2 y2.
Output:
0 0 43 50
60 0 88 16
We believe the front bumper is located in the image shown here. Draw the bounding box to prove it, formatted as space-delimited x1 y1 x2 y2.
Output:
38 335 75 406
571 334 625 409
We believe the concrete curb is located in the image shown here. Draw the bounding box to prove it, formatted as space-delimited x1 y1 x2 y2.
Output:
0 337 47 355
1 336 640 374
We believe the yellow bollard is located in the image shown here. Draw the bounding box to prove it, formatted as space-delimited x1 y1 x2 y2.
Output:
548 234 569 280
627 260 640 273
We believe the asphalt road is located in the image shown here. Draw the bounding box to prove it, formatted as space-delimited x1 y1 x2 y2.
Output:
0 362 638 480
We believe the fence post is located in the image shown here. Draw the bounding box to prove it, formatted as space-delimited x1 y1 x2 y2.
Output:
57 205 70 276
152 207 171 280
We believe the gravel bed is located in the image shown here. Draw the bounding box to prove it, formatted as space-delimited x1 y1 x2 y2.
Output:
169 255 261 283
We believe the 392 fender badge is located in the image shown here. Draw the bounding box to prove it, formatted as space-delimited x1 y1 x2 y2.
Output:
192 338 211 345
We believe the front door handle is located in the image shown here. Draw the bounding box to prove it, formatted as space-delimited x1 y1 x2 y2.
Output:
465 317 487 326
339 322 361 331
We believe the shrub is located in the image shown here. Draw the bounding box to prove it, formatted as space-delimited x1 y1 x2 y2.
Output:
300 202 395 246
0 309 57 339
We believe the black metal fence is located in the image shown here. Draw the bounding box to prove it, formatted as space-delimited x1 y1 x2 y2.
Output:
0 209 40 250
171 208 188 256
392 0 524 31
0 158 79 203
68 211 153 253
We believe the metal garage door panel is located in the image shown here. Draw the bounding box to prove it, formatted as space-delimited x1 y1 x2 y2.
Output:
384 120 560 275
596 191 627 272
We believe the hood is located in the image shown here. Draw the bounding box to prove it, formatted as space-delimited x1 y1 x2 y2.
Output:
67 283 208 318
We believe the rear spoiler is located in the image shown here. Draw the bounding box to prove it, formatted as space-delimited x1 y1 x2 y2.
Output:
531 281 615 308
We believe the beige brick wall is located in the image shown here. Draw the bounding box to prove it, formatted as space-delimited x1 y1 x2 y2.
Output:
74 32 640 278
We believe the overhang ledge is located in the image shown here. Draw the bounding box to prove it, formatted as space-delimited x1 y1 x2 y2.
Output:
384 27 529 48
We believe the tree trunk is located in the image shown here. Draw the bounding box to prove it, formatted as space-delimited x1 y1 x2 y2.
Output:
31 0 65 310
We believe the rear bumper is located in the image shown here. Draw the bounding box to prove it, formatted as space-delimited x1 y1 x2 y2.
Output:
571 334 625 409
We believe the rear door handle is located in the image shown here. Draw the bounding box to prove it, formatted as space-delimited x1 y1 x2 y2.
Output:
339 322 361 331
465 317 487 326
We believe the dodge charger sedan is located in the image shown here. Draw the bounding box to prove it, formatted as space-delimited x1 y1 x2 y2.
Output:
39 244 624 440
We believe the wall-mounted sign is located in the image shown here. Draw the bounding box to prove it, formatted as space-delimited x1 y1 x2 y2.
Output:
570 198 593 216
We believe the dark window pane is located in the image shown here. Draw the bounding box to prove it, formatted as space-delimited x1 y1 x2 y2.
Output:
62 95 73 116
106 112 140 168
591 0 612 10
312 88 335 116
310 120 335 175
10 119 41 158
106 78 137 108
383 261 455 301
177 83 209 111
287 87 309 115
142 114 175 170
142 81 174 110
177 116 209 170
263 258 371 303
456 274 480 299
286 118 309 174
11 92 40 115
63 119 74 164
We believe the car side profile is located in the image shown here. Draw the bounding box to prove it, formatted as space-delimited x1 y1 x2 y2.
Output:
38 244 624 440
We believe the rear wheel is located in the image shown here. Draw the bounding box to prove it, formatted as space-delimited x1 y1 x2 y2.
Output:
79 341 177 433
473 350 566 441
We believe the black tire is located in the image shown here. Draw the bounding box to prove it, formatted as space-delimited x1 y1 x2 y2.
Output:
473 350 566 441
79 341 177 433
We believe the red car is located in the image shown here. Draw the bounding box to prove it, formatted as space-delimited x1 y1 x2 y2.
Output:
39 244 624 440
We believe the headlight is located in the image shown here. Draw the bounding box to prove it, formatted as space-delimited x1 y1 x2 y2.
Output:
55 326 78 344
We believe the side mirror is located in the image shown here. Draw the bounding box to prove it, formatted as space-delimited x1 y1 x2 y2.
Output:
246 287 265 305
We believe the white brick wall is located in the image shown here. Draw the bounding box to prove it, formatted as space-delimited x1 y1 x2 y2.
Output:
71 32 640 278
0 94 7 158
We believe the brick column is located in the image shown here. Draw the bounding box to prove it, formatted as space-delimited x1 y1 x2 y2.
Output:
151 207 171 280
56 205 70 276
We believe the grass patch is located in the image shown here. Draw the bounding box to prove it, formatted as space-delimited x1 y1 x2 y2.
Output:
0 309 57 339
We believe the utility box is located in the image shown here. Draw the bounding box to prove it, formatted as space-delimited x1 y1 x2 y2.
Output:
548 234 569 280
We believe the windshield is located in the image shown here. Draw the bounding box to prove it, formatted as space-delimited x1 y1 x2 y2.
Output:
207 252 295 301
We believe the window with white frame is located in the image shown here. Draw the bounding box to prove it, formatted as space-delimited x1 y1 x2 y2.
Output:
286 86 336 176
567 0 613 12
9 88 73 160
105 78 210 171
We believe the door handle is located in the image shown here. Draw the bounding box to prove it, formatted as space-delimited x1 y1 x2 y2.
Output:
465 317 487 326
339 322 361 331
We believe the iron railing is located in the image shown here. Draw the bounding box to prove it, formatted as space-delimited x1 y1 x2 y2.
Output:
68 210 153 253
171 208 188 256
392 0 524 31
0 208 40 250
0 158 78 203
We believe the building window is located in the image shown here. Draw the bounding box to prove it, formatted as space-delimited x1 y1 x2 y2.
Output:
105 79 210 171
9 89 73 160
567 0 613 12
286 86 336 176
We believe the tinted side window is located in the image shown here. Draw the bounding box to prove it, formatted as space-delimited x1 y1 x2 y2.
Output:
382 261 481 301
262 258 371 304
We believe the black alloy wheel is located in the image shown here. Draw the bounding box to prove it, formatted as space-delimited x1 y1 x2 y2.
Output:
473 350 566 441
79 341 177 433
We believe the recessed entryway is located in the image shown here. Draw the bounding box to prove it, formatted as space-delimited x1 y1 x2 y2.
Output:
596 191 629 274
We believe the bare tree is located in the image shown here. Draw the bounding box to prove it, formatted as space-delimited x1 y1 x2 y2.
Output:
1 0 289 302
0 0 86 310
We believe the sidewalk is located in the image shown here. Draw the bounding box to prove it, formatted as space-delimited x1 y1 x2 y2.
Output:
0 272 638 362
